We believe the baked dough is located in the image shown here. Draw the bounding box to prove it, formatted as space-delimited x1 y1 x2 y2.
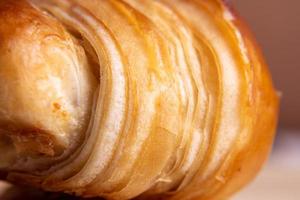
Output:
0 0 278 199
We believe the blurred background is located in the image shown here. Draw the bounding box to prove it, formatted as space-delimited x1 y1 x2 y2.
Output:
231 0 300 199
1 0 300 199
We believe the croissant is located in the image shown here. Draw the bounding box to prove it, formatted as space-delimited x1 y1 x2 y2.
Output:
0 0 278 199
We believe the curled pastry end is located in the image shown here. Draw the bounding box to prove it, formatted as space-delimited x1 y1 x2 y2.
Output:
0 0 96 160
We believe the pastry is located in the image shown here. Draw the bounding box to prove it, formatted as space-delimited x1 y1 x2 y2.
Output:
0 0 279 199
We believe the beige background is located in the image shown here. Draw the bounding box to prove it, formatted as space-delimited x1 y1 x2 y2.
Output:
232 0 300 129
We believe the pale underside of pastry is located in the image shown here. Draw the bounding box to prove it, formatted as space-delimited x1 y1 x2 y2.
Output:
0 0 278 200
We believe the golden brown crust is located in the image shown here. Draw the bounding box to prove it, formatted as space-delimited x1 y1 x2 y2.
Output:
0 0 278 199
208 6 279 199
0 0 96 158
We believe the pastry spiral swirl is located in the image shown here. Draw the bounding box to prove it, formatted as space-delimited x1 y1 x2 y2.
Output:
0 0 278 199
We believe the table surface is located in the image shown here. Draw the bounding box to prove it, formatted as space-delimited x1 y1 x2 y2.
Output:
1 130 300 200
